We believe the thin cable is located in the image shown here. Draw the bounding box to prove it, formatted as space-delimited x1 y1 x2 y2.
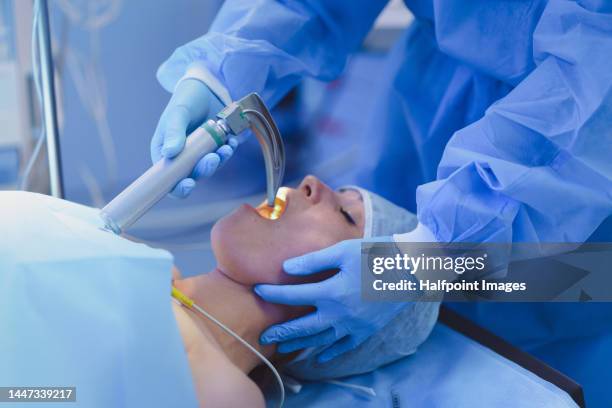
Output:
171 287 285 408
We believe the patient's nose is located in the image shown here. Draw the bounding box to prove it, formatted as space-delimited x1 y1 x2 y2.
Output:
299 175 322 204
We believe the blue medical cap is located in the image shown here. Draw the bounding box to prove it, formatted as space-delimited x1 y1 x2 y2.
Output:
285 187 439 380
344 185 419 238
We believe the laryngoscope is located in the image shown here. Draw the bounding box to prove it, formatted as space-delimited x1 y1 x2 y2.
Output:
100 93 285 235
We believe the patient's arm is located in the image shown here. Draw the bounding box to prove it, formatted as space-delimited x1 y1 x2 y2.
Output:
172 302 265 408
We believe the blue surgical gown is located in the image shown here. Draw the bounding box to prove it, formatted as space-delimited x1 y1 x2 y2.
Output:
157 1 612 405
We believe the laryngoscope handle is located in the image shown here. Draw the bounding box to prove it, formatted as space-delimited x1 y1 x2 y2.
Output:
100 122 227 234
100 93 285 235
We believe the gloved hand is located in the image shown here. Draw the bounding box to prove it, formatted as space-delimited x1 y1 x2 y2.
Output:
151 78 237 198
255 237 409 363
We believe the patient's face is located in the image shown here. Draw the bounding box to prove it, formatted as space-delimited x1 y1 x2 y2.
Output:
211 175 364 284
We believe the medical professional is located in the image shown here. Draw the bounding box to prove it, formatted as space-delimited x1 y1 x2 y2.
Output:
152 1 612 405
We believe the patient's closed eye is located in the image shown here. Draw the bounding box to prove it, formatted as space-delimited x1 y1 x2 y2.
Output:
340 207 356 226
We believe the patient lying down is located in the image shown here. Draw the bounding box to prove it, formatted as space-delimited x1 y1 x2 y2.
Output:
171 175 364 407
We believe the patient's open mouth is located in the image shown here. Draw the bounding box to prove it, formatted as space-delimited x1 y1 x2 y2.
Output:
256 187 289 220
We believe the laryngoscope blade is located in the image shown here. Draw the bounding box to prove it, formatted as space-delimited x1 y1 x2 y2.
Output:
100 93 285 234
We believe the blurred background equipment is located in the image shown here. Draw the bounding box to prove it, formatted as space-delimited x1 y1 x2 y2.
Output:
0 0 412 274
32 0 63 197
0 0 38 191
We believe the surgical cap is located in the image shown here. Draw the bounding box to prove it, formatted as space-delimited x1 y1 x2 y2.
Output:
346 185 418 238
285 187 440 380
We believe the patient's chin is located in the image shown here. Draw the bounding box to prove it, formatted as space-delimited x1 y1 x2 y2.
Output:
211 205 269 246
211 225 270 285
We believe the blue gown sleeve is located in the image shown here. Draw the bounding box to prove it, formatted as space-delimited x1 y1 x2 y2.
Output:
416 0 612 244
157 0 387 106
427 0 548 85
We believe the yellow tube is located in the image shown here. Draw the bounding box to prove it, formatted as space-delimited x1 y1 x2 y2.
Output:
170 284 285 407
172 286 194 308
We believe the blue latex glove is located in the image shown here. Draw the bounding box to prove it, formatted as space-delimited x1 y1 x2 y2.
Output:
255 237 409 363
151 78 237 198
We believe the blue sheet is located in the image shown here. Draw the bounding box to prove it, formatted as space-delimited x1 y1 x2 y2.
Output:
283 323 578 408
0 192 197 408
0 192 581 407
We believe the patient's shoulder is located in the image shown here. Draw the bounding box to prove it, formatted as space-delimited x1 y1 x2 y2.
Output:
197 358 265 408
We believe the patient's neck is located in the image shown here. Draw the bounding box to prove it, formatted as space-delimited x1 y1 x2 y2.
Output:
175 268 293 373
